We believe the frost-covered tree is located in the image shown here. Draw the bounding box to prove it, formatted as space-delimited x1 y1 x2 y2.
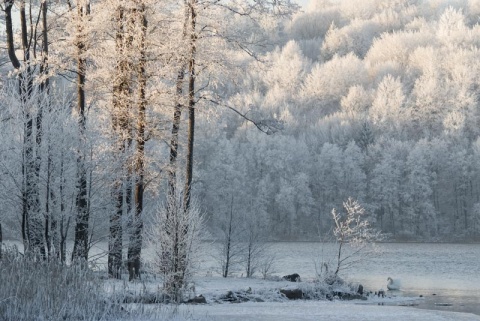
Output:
330 198 381 277
3 0 51 258
404 142 436 237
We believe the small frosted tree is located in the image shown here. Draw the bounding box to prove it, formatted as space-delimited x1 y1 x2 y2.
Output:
241 214 272 278
330 198 382 277
216 195 245 278
147 196 205 302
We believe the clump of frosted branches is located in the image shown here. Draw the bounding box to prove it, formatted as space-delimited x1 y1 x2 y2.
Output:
147 196 205 302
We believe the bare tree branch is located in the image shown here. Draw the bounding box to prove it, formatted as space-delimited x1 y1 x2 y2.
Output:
202 96 283 135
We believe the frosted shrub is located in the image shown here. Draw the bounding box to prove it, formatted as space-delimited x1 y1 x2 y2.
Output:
328 198 382 278
0 250 123 321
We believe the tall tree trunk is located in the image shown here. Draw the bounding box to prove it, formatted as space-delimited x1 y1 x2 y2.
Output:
128 3 147 281
183 0 197 211
167 1 190 205
72 0 91 263
108 4 132 278
40 0 53 260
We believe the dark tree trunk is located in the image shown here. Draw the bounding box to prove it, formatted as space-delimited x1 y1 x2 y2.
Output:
246 243 252 277
108 5 133 278
223 195 234 278
40 0 52 260
183 0 197 211
128 5 147 281
109 183 123 278
167 3 190 205
4 1 21 69
72 0 90 264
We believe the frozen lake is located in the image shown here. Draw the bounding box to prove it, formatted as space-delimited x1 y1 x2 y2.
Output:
198 242 480 316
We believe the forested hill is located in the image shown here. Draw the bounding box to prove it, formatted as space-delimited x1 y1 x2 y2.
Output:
1 0 480 256
196 0 480 241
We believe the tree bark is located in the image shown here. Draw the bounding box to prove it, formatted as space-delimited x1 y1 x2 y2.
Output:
223 195 234 278
183 0 197 211
40 0 53 260
0 222 3 260
108 4 133 278
72 0 90 263
167 1 190 205
128 3 147 281
4 1 21 69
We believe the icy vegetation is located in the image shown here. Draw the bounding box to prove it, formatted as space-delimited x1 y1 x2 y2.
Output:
0 248 123 321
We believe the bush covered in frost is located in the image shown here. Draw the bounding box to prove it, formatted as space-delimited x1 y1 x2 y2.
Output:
0 247 124 321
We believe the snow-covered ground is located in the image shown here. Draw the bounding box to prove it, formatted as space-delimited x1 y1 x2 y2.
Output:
115 275 480 321
188 277 480 320
181 301 480 321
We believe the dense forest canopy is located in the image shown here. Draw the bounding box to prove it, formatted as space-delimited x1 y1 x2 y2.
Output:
199 0 480 241
199 0 480 240
0 0 479 272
